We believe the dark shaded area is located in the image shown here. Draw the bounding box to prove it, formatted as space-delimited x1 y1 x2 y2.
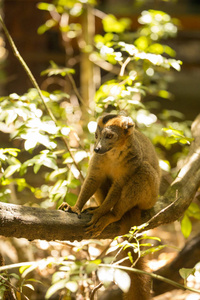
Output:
153 232 200 295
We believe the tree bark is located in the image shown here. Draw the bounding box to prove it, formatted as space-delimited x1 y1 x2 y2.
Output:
0 114 200 242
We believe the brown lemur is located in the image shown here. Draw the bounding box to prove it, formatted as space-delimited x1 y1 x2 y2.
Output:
59 113 161 299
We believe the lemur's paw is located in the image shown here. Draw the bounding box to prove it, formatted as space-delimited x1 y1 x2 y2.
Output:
59 203 81 218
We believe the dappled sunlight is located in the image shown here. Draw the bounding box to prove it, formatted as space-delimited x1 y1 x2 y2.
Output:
136 110 157 126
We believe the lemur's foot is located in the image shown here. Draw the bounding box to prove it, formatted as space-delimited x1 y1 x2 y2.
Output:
59 203 81 218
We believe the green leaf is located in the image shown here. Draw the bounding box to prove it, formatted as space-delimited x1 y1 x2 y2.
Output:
65 281 78 293
21 151 58 174
169 59 182 71
37 2 55 11
85 262 99 274
67 178 81 189
2 148 20 157
21 264 38 279
102 15 130 33
65 193 78 206
162 127 193 145
114 269 131 293
45 279 67 299
41 61 75 77
27 278 43 285
138 235 161 242
179 267 195 280
23 283 35 291
38 19 57 35
10 273 20 280
141 245 166 256
181 214 192 238
186 203 200 220
4 163 21 178
97 267 114 286
19 265 32 275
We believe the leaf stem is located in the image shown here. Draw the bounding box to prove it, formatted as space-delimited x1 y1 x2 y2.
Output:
99 263 200 295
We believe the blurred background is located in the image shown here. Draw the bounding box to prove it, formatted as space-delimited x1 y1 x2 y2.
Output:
1 0 200 120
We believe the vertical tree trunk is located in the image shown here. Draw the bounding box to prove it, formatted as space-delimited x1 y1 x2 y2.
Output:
80 5 96 114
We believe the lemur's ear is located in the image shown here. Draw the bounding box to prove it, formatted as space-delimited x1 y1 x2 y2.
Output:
121 116 135 130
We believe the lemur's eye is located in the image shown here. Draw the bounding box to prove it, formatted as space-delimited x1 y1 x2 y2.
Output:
95 132 98 139
106 133 113 139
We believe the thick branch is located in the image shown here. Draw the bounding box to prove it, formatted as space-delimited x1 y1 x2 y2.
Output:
0 115 200 241
0 202 121 241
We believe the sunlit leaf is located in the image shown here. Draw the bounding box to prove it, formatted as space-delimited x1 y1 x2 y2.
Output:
162 127 193 145
23 283 35 291
141 245 166 256
41 61 75 77
67 178 81 189
102 15 130 33
181 214 192 238
3 163 21 178
114 269 131 293
74 151 88 163
85 262 99 274
21 264 38 279
98 267 114 286
2 148 21 157
65 193 78 206
169 59 182 71
24 137 38 151
38 19 57 35
37 2 55 11
19 265 32 275
179 267 195 280
66 281 78 293
186 203 200 220
45 279 67 299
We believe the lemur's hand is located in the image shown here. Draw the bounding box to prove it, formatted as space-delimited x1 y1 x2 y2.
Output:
59 203 81 218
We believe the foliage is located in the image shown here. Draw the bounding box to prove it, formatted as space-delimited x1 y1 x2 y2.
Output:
179 262 200 286
1 230 200 299
0 88 84 207
181 203 200 238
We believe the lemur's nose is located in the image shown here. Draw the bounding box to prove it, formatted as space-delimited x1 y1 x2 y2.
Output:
94 147 100 153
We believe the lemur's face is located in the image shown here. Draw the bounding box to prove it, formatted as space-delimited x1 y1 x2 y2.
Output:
94 114 134 154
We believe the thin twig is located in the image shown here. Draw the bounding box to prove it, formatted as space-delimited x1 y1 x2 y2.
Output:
139 196 182 232
119 57 131 77
99 263 200 295
67 73 92 115
90 282 103 300
0 15 84 182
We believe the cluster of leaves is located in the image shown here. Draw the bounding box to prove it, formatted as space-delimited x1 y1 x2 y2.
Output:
1 227 200 299
0 89 86 206
94 10 182 112
179 262 200 286
37 0 96 37
181 202 200 239
0 229 172 299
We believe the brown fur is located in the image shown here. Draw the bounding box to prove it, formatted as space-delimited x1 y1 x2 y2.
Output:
60 113 161 299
